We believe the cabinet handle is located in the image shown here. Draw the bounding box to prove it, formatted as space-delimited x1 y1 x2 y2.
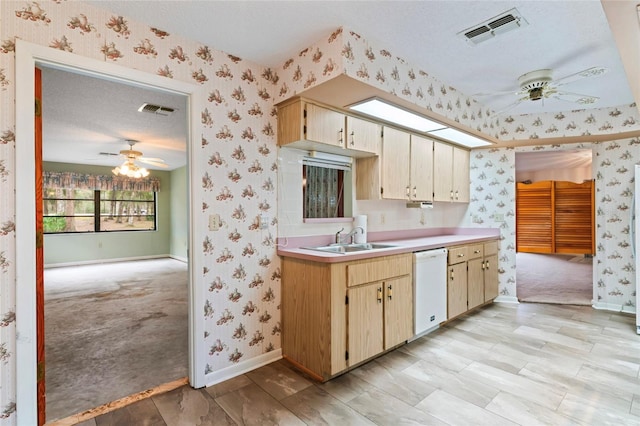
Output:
450 190 454 200
485 260 490 270
481 261 486 270
455 190 459 200
387 284 393 301
413 186 417 198
450 268 454 281
457 253 464 258
474 250 481 254
377 287 383 303
406 186 410 198
350 130 355 145
338 128 344 144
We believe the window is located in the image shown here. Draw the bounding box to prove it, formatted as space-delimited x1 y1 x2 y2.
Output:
303 165 345 218
43 188 156 233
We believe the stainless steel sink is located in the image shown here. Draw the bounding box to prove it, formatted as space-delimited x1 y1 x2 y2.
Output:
301 243 397 254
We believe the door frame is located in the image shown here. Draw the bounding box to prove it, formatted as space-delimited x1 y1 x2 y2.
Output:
15 40 206 424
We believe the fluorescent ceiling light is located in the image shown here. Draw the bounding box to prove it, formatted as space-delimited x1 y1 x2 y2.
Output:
349 99 446 132
428 128 492 148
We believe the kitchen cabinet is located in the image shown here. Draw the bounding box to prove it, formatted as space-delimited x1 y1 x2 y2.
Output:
483 241 499 302
281 253 412 381
277 97 380 155
357 127 433 201
447 246 469 319
447 239 499 319
433 141 470 202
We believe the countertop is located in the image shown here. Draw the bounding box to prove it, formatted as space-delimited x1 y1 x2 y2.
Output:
277 230 500 263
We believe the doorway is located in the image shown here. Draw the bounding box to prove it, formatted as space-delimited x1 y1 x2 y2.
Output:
15 40 205 425
39 65 189 421
514 149 594 305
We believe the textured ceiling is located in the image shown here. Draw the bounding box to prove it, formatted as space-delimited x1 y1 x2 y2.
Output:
87 0 635 115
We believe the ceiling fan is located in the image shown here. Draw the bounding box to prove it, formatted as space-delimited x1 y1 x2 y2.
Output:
477 66 608 114
111 140 168 178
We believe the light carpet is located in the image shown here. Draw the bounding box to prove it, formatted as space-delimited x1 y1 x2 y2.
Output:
44 258 188 422
516 252 593 305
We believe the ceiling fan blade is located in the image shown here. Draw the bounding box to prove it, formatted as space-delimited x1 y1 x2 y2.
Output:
492 98 526 115
138 158 169 168
552 66 607 87
473 89 520 97
139 157 164 162
550 90 599 105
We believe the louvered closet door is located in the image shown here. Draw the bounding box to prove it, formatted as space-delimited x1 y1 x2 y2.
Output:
555 180 594 254
516 181 554 253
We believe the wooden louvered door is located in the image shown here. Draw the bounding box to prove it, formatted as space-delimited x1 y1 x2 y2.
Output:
516 180 594 255
516 181 554 253
555 181 594 254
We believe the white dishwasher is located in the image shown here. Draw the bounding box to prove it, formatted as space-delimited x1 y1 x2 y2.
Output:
412 248 448 340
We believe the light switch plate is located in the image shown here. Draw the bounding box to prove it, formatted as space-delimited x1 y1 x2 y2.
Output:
209 214 220 231
260 214 269 230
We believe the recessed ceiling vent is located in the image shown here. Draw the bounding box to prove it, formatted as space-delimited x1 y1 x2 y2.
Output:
458 8 528 45
138 103 175 116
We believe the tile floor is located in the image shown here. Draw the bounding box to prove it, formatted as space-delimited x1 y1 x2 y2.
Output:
76 302 640 425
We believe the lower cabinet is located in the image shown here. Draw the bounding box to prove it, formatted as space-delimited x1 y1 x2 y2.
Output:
447 239 499 320
348 275 413 366
281 253 412 381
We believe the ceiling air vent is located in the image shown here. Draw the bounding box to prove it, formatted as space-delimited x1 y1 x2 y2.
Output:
138 103 175 116
458 8 528 45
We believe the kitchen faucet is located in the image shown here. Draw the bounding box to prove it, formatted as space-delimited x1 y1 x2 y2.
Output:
335 226 364 244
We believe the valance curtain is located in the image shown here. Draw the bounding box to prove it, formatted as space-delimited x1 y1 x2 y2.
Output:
43 171 160 192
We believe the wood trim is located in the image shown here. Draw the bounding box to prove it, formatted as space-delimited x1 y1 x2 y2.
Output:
282 356 324 382
45 377 188 426
35 66 45 426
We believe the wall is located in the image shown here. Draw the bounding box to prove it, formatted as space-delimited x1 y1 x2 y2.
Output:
169 166 188 260
42 162 171 265
0 2 286 422
516 166 592 183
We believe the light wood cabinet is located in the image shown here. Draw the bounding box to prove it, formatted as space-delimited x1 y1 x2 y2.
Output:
281 253 412 381
277 98 380 155
358 128 433 201
447 239 499 320
434 142 470 203
447 246 468 319
483 241 499 302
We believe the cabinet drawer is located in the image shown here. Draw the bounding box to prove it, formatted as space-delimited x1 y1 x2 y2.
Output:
448 246 468 264
347 254 411 287
468 244 483 260
484 240 498 256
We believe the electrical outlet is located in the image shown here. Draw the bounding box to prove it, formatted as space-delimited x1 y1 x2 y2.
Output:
260 214 269 230
493 213 505 222
208 214 220 231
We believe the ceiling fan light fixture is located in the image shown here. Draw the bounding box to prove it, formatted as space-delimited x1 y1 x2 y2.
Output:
112 159 149 178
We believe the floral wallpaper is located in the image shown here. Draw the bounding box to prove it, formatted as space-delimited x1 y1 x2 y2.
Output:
0 2 639 424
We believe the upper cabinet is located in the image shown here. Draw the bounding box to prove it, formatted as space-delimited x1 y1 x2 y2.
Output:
277 98 380 156
433 141 470 203
358 127 433 202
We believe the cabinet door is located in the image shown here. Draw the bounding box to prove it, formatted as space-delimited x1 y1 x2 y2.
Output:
383 275 413 350
452 147 470 202
433 141 453 202
410 135 434 201
447 262 467 319
346 116 381 154
381 127 411 200
467 258 484 310
348 284 384 366
305 103 346 148
484 254 499 302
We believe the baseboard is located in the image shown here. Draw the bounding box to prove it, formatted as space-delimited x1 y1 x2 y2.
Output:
169 255 188 263
44 254 172 269
494 296 519 304
203 349 282 388
593 301 637 315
